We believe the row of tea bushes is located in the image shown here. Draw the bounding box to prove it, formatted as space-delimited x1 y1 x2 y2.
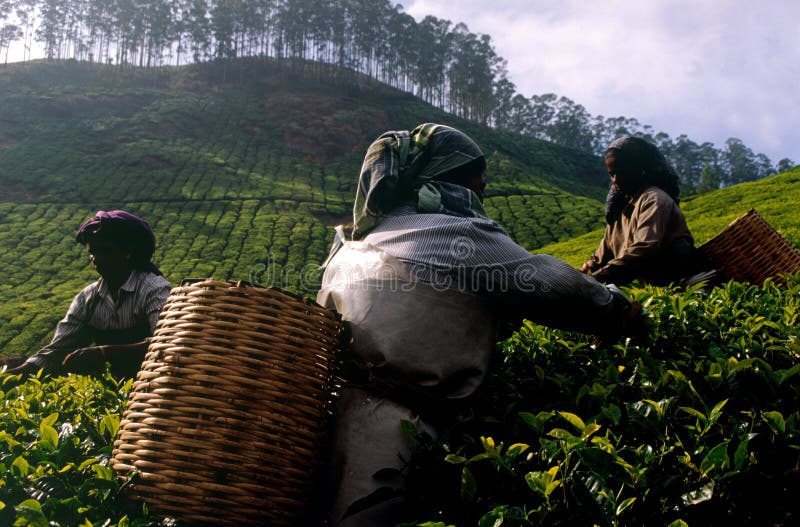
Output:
407 277 800 526
2 277 797 526
0 200 336 355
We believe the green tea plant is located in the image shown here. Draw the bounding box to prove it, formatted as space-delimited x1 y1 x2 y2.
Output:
1 277 798 526
405 276 800 526
0 372 156 526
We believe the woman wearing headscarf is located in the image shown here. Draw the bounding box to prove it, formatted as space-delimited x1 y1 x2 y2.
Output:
316 124 643 526
3 210 171 378
581 136 699 285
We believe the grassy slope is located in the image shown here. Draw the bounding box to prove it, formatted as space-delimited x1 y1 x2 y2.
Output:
0 59 608 355
539 167 800 267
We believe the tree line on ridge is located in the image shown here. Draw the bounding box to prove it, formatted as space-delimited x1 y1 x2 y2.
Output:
0 0 794 194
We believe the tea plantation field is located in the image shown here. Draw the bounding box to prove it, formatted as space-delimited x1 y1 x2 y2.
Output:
0 61 607 357
2 279 798 526
1 60 798 526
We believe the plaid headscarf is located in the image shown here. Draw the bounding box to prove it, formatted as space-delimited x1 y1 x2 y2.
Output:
604 136 681 224
352 123 488 239
75 210 162 275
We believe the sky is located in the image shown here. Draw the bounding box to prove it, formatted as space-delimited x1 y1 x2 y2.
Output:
405 0 800 163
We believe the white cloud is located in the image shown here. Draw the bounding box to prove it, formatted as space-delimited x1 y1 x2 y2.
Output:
404 0 800 162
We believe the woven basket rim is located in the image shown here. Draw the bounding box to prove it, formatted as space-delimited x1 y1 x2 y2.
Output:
178 277 337 316
698 208 800 284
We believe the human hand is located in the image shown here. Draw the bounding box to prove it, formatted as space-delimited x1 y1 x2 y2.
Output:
63 346 107 375
1 359 37 388
3 360 37 376
579 262 591 274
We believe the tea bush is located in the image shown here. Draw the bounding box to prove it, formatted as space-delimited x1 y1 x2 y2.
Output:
2 278 798 526
406 277 800 526
0 373 155 526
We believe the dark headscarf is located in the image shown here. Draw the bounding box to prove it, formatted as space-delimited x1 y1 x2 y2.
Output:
75 210 162 275
604 136 681 224
353 123 487 238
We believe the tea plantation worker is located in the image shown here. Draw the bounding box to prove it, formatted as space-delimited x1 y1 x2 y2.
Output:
580 135 700 285
315 123 643 526
3 210 170 379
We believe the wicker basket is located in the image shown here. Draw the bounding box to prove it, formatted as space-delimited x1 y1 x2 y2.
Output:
699 209 800 285
111 279 342 526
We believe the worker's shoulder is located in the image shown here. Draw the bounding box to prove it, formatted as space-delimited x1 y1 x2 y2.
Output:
635 186 679 209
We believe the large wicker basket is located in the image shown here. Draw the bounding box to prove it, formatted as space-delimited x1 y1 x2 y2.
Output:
111 279 342 526
699 209 800 285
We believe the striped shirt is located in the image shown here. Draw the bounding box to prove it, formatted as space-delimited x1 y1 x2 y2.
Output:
25 270 171 371
361 205 624 333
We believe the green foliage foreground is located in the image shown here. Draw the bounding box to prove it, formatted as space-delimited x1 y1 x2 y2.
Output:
2 277 799 526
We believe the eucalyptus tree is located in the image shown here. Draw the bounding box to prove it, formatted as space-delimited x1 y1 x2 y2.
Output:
35 0 66 59
322 0 346 68
669 135 704 191
0 0 17 63
502 94 535 135
547 96 593 152
381 3 416 90
776 158 796 173
414 15 450 106
697 164 721 194
526 93 557 142
140 0 177 67
0 22 21 63
306 0 333 65
446 24 497 123
490 74 517 130
17 0 39 61
79 0 115 63
209 0 238 59
722 137 758 185
181 0 211 63
275 0 304 60
59 0 86 59
343 0 391 78
755 153 775 180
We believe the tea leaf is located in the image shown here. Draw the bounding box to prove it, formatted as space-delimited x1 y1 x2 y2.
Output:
39 422 59 450
506 443 529 458
547 428 577 441
14 498 47 527
41 412 59 428
732 435 753 471
11 455 30 477
708 399 729 426
525 466 560 498
461 466 477 502
616 496 636 516
581 423 602 439
679 406 707 423
519 411 554 433
776 363 800 386
467 452 496 464
763 411 786 435
444 454 467 465
700 441 730 474
99 413 120 441
558 411 586 432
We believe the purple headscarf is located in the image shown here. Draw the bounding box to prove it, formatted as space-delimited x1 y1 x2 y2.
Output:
75 210 162 275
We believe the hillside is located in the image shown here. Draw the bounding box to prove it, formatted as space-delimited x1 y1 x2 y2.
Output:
0 59 609 356
539 167 800 267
